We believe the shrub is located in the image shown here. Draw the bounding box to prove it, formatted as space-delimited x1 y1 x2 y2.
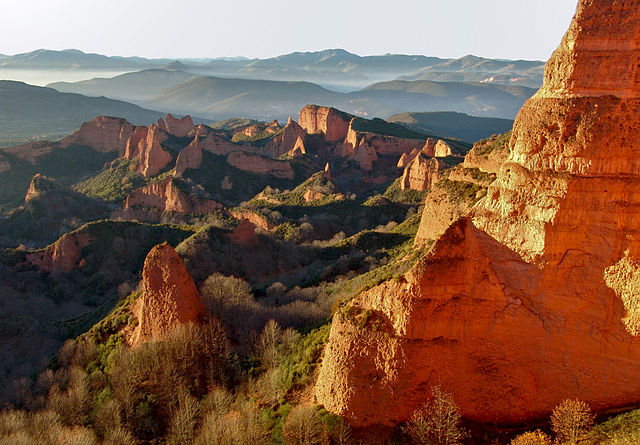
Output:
281 405 327 445
551 399 594 444
404 386 467 445
510 430 552 445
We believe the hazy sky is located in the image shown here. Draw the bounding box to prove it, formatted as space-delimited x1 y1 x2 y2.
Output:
0 0 578 61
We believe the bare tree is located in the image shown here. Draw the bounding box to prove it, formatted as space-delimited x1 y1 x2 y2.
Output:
404 386 467 445
282 405 327 445
551 399 594 444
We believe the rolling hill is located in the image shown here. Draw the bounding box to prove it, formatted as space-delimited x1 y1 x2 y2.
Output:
47 71 536 122
48 69 198 103
388 111 514 143
0 80 163 144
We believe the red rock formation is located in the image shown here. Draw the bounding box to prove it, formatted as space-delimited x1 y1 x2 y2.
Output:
230 209 276 231
226 151 294 179
27 231 93 273
165 114 194 138
199 132 243 155
433 140 453 157
131 243 206 345
124 125 173 177
238 120 281 138
421 138 437 156
287 136 307 157
59 116 134 155
228 219 260 246
397 148 420 168
174 137 203 177
123 178 221 214
299 105 352 142
303 189 327 202
400 154 445 191
189 124 210 138
316 0 640 427
350 143 378 171
342 123 425 170
266 119 307 157
323 162 332 181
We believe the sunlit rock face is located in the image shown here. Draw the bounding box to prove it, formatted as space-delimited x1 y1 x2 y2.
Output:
316 0 640 427
131 243 206 345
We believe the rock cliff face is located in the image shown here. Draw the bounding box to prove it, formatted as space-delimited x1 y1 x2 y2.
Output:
123 178 221 215
174 137 203 177
163 114 194 138
131 243 206 345
266 119 307 157
299 105 352 142
316 0 640 427
27 231 93 273
400 154 444 191
226 151 295 179
433 140 453 157
59 116 134 155
228 219 260 246
124 125 173 177
341 123 425 171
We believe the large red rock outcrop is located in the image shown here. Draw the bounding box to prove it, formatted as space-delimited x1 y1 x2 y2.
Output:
299 105 352 142
400 154 445 191
174 137 203 177
27 231 93 273
316 0 640 427
266 119 307 157
59 116 134 155
199 132 244 155
226 151 294 179
124 125 173 177
163 114 195 138
123 178 221 215
131 243 206 345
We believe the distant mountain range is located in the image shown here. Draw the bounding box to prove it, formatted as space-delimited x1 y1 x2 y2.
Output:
0 80 163 144
0 48 545 90
48 69 536 122
398 54 544 88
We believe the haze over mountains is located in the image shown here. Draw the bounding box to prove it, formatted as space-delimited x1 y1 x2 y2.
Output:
0 48 545 89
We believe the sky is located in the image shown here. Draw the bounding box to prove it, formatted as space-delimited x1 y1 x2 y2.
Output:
0 0 579 61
